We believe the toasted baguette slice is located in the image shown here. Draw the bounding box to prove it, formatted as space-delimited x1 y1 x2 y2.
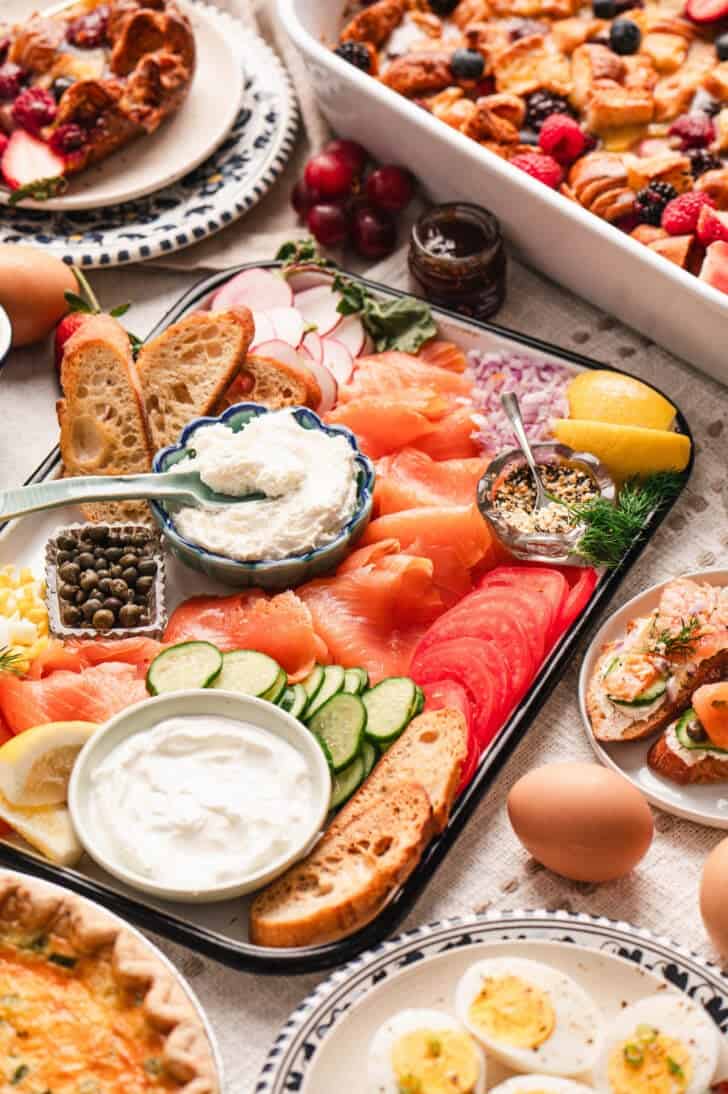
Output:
648 721 728 785
331 708 468 837
218 354 321 412
249 782 434 949
57 314 153 525
136 308 254 451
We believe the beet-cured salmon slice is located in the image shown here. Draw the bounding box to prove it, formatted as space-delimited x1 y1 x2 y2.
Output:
163 590 328 681
374 448 489 515
0 662 148 735
325 397 443 459
27 637 162 679
412 406 482 460
340 351 471 403
417 340 468 373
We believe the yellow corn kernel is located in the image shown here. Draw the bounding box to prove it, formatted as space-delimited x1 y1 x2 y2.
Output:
19 568 34 584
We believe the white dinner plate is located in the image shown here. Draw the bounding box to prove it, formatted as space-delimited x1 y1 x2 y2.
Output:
0 1 244 212
579 568 728 829
255 910 728 1092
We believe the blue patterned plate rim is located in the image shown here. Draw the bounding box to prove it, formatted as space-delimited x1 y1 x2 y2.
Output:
255 909 728 1093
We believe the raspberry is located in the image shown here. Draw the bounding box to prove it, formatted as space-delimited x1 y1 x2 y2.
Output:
635 181 678 225
66 5 109 48
661 191 716 235
538 112 587 164
509 151 564 188
0 62 25 101
524 90 574 132
49 123 86 156
668 112 715 149
12 87 56 133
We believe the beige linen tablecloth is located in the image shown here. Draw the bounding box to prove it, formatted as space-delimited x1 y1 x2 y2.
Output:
2 2 728 1090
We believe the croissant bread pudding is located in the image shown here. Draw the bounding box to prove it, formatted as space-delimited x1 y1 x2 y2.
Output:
0 870 220 1092
0 0 196 198
334 0 728 294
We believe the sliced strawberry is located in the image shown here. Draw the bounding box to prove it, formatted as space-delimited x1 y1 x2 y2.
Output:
685 0 728 22
699 241 728 294
2 130 64 191
54 312 87 376
697 204 728 246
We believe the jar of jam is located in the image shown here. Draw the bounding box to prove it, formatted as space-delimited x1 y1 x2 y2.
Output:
409 202 507 321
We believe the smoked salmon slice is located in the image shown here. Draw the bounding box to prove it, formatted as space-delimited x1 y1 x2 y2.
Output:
374 448 489 515
417 340 468 373
340 351 471 403
27 637 162 679
412 406 482 460
326 397 443 459
163 589 328 681
0 662 148 735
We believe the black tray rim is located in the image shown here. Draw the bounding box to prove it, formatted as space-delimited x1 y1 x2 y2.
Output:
0 261 694 974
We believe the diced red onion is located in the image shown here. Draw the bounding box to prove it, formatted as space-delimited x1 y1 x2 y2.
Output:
467 350 572 452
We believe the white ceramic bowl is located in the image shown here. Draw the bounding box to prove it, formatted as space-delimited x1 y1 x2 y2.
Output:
278 0 728 383
69 690 331 902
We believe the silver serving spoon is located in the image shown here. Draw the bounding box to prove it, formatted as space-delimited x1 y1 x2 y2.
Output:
0 469 264 524
501 392 550 512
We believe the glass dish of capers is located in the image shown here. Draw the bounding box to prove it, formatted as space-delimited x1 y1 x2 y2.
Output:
45 524 167 640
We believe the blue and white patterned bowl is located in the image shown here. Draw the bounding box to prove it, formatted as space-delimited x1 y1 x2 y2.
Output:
151 403 375 590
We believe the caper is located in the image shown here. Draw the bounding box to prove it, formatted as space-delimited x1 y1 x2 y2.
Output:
62 605 82 627
119 553 138 569
96 568 110 582
109 565 123 579
105 547 123 562
122 567 138 585
59 583 78 601
110 579 128 599
92 609 115 630
126 589 136 603
75 588 87 605
136 575 154 596
88 526 108 544
138 559 157 577
131 532 149 547
82 598 103 620
77 551 96 570
119 603 142 627
79 570 99 593
97 578 112 595
103 597 123 615
134 593 148 606
57 534 77 552
56 550 73 565
59 562 81 584
94 548 108 562
137 613 150 627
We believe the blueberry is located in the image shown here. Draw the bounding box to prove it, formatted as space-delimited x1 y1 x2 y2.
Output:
593 0 616 16
717 33 728 62
450 48 485 80
51 75 76 102
609 18 641 54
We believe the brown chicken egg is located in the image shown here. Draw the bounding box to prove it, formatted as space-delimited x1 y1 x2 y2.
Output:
700 838 728 956
0 244 77 347
507 762 654 882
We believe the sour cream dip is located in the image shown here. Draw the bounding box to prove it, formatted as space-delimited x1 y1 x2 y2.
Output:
173 410 359 561
86 715 320 890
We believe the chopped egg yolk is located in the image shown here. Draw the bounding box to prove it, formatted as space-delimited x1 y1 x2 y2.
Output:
608 1026 692 1093
467 975 555 1049
605 654 663 702
392 1028 480 1094
0 566 48 672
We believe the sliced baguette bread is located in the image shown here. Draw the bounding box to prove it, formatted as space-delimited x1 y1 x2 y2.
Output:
57 314 154 525
249 782 433 949
331 708 468 837
136 307 254 451
218 354 321 412
648 716 728 785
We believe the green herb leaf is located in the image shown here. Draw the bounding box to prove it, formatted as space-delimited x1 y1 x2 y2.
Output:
127 332 144 358
276 238 335 270
8 176 68 205
110 303 131 318
667 1056 684 1078
48 952 77 969
11 1064 28 1085
647 614 701 657
63 291 94 316
332 274 437 354
573 471 684 569
623 1041 644 1067
0 647 25 676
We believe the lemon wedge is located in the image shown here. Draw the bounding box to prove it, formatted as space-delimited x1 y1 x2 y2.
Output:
552 419 691 480
0 721 97 807
0 795 82 866
567 371 677 430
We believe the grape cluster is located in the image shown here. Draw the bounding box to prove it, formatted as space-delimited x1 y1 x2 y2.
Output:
291 140 415 259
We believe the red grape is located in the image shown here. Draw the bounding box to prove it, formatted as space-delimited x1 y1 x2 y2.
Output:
325 139 368 177
307 204 350 247
351 205 397 259
304 152 355 199
366 165 414 213
291 178 321 220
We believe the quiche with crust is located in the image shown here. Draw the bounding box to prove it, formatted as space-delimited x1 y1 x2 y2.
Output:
0 871 219 1093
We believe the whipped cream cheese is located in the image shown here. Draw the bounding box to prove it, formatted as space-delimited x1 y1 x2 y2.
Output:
174 410 358 561
88 715 319 890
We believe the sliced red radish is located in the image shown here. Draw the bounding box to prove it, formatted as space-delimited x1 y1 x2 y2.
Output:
267 306 305 348
284 266 336 295
253 339 306 373
211 268 293 313
299 349 338 413
294 285 342 336
332 314 366 357
251 311 276 347
321 337 354 386
302 330 324 364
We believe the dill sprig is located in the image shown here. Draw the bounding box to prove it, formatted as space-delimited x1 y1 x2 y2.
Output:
647 614 701 656
571 471 684 568
0 646 25 675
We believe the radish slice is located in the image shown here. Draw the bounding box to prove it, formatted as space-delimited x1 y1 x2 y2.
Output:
322 337 354 386
302 331 324 364
253 339 306 373
285 266 335 295
294 285 342 336
299 350 338 414
251 311 276 348
211 268 293 312
333 313 366 357
267 307 305 348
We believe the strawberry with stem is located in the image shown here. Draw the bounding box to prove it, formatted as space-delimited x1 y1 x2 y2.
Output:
54 267 140 375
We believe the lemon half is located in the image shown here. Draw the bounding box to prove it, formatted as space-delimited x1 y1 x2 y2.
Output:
0 721 97 807
552 419 691 480
567 370 676 431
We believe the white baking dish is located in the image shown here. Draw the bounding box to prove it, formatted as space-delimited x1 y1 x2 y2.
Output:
278 0 728 383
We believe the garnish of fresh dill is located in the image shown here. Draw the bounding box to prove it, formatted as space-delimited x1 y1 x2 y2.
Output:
571 471 684 568
0 646 25 675
646 614 701 656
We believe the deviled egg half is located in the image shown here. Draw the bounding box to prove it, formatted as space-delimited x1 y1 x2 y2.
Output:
592 992 720 1093
367 1007 486 1094
454 957 603 1076
489 1079 595 1094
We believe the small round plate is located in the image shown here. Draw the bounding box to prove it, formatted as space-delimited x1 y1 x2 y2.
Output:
255 910 728 1092
0 1 244 212
579 568 728 829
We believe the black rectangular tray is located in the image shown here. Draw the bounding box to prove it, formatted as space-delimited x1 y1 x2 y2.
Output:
0 262 693 973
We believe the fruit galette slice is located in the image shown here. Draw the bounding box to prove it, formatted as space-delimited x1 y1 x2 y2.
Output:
0 871 219 1093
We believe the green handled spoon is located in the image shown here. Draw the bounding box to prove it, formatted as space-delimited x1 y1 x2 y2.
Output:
0 470 265 523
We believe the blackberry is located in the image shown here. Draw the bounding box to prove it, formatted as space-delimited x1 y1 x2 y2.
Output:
333 41 373 73
635 181 678 225
428 0 459 12
525 90 574 132
688 148 722 179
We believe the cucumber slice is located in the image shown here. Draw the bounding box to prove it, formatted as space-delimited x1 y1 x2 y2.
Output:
363 677 418 744
301 665 325 709
308 693 366 773
263 668 287 704
361 739 378 778
330 754 366 809
305 665 346 720
410 685 425 718
280 683 308 719
608 678 667 708
343 667 369 695
674 708 727 753
147 641 222 696
211 650 283 700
